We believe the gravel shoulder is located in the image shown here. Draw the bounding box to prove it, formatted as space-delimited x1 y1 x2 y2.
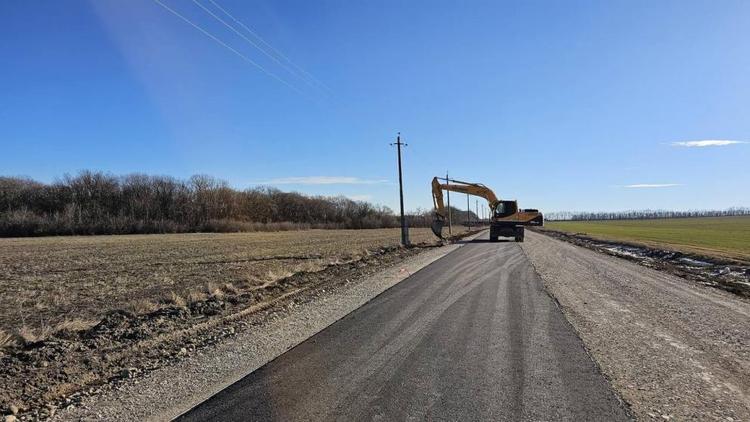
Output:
53 231 486 421
521 230 750 421
535 227 749 298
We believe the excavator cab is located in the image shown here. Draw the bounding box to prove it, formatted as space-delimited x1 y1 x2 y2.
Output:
494 200 518 218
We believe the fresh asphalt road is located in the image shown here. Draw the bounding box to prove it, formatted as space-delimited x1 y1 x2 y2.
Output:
178 233 631 421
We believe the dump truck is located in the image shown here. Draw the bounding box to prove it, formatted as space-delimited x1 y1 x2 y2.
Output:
431 176 543 242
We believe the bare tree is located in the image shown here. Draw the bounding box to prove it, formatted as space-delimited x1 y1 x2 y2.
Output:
0 171 415 236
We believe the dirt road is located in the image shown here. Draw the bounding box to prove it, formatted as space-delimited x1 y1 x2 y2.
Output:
522 230 750 420
178 235 629 421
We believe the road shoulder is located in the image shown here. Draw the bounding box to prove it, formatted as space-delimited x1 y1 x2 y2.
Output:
521 230 750 421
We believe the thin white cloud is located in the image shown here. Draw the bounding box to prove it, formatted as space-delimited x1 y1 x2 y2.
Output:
624 183 682 188
257 176 389 185
346 194 373 202
671 140 747 147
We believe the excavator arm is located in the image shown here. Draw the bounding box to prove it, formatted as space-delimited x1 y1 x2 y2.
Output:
430 176 543 240
431 177 501 238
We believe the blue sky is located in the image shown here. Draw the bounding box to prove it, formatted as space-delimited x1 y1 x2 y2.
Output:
1 0 748 213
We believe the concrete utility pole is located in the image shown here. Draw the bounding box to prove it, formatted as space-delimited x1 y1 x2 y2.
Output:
476 199 479 226
446 171 452 236
467 194 471 228
391 133 409 246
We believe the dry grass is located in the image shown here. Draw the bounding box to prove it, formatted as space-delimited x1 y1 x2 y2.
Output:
205 282 224 299
165 291 187 308
125 299 159 315
222 283 239 295
53 318 98 333
186 290 208 305
0 329 14 349
0 319 99 348
0 228 457 335
17 325 52 344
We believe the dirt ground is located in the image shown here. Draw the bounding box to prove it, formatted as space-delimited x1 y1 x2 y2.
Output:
0 227 461 336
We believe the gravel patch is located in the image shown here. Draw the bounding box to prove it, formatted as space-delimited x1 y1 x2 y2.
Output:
54 231 486 421
535 228 750 298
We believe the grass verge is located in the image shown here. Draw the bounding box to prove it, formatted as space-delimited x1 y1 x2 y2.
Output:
545 216 750 263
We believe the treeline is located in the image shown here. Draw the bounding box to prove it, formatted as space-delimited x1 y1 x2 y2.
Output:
0 171 409 237
547 208 750 221
406 206 482 228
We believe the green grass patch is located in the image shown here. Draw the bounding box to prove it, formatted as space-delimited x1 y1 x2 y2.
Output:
546 216 750 263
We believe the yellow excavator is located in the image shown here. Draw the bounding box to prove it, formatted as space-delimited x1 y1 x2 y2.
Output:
431 176 543 242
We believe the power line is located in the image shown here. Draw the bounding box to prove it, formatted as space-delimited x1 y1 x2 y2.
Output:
191 0 318 95
205 0 332 95
152 0 303 95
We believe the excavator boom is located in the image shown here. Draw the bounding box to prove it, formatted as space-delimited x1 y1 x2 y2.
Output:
431 177 499 237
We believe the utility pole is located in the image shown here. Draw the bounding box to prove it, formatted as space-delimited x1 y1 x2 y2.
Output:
476 199 479 227
446 171 452 236
391 133 409 246
467 194 471 229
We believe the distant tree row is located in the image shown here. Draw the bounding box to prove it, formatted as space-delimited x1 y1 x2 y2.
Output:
405 206 482 228
0 171 413 237
546 208 750 221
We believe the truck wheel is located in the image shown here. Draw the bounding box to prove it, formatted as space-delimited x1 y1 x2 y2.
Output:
515 235 524 242
490 236 498 242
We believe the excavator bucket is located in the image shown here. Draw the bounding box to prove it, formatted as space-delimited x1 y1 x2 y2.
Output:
431 218 444 239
